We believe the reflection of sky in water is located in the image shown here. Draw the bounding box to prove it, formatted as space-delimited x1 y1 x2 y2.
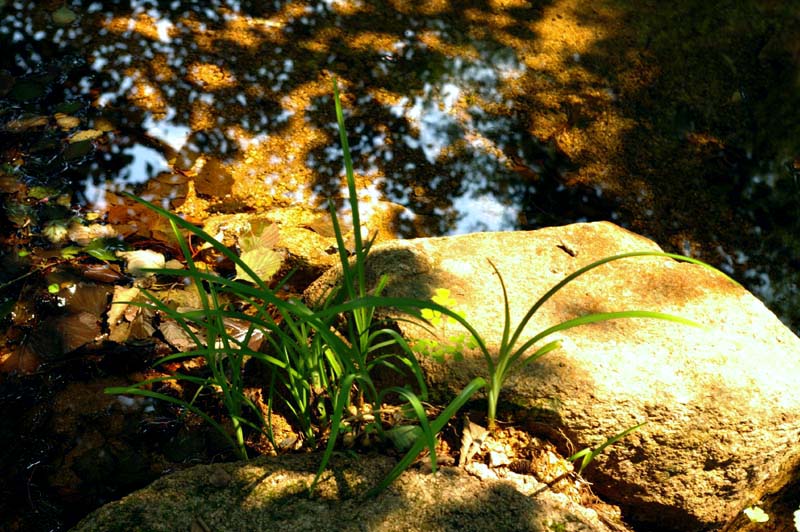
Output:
385 52 525 232
392 82 461 164
1 2 798 333
83 144 165 206
84 112 189 207
452 191 518 233
84 2 180 206
48 0 529 231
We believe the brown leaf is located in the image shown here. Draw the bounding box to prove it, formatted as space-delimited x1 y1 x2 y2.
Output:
63 282 112 316
159 319 197 351
56 312 102 353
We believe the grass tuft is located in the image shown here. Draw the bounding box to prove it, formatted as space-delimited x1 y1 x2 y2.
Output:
105 77 738 495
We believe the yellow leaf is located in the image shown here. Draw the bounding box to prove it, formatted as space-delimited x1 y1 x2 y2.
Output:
235 248 281 284
238 222 279 252
69 129 103 143
117 250 166 277
55 113 80 130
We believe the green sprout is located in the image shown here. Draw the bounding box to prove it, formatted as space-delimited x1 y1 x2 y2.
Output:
568 422 646 474
388 254 731 431
414 288 477 363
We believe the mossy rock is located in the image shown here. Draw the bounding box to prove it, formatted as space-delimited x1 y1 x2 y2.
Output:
73 453 616 532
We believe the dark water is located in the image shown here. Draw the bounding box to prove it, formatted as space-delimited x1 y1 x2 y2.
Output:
2 1 798 327
2 1 797 325
1 1 799 529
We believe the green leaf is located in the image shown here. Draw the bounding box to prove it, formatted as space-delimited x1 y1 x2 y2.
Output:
55 101 83 114
10 80 44 101
28 186 58 200
85 237 127 261
52 5 78 26
5 201 35 227
63 139 93 160
59 245 80 259
386 425 422 451
0 298 14 320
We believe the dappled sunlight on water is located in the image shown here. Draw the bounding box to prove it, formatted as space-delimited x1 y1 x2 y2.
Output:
1 2 799 527
0 0 798 345
1 0 615 234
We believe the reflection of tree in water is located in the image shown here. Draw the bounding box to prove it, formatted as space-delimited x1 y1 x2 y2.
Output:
1 1 800 330
2 0 609 236
1 0 571 229
3 2 292 198
576 1 800 332
737 15 800 322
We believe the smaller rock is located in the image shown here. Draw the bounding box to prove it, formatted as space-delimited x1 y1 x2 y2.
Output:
74 453 626 532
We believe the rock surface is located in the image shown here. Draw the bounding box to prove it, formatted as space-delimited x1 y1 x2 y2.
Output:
72 453 618 532
305 221 800 531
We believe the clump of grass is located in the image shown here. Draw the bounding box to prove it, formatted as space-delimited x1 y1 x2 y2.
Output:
105 199 298 459
351 250 732 433
105 77 481 494
307 78 485 492
106 77 736 496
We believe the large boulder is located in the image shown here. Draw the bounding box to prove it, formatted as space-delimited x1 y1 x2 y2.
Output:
305 221 800 531
72 453 618 532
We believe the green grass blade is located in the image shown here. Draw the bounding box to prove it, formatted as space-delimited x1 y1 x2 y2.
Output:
506 251 738 356
513 340 561 371
309 373 356 494
487 260 512 357
332 77 365 295
328 198 356 300
381 386 437 470
105 385 238 454
364 377 486 497
366 327 429 400
569 422 646 474
512 310 702 363
310 295 492 368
